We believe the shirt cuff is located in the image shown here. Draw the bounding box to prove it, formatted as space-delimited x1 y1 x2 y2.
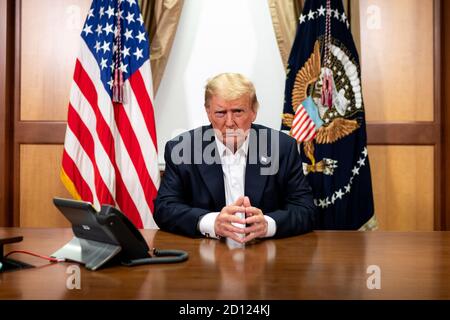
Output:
198 212 220 239
263 215 276 238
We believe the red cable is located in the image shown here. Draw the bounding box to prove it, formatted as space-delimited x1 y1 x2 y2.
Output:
4 250 65 263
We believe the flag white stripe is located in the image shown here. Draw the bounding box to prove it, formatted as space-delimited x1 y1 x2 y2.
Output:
69 81 117 201
292 111 308 134
292 119 306 136
298 121 315 141
64 127 100 209
298 122 316 141
293 130 301 140
113 130 157 228
292 113 306 136
291 123 300 136
123 78 160 188
296 116 311 137
294 122 308 140
292 108 306 127
140 60 155 103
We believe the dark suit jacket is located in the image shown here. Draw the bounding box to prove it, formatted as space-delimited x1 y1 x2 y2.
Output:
154 124 316 238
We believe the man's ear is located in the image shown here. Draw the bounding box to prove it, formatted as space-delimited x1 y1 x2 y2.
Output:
251 110 257 122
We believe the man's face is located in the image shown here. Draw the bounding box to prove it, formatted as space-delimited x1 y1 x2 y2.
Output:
206 95 257 150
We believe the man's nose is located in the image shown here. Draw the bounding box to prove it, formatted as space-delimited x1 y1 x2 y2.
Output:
225 112 235 127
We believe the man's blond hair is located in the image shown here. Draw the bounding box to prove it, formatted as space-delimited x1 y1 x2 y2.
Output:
204 73 259 111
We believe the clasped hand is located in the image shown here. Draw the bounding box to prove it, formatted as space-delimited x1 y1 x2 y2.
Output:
214 196 267 243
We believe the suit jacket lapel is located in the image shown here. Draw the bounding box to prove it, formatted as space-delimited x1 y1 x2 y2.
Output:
197 125 226 209
245 125 269 207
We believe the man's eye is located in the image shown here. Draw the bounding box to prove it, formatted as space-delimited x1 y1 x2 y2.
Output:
215 112 225 117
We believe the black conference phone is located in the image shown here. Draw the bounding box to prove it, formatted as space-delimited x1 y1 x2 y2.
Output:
51 197 188 270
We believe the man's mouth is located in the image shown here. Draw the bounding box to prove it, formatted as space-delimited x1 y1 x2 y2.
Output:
223 130 244 137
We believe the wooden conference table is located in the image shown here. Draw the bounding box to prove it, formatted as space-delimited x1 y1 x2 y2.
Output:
0 228 449 300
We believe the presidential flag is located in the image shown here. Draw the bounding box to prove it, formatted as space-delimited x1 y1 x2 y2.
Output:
282 0 376 230
61 0 160 229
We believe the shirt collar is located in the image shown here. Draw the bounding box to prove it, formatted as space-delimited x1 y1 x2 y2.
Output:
214 131 249 157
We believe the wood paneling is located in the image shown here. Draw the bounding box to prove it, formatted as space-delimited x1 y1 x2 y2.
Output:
360 0 434 122
19 144 71 227
12 122 440 146
369 145 434 231
366 122 438 145
20 0 90 121
15 122 67 144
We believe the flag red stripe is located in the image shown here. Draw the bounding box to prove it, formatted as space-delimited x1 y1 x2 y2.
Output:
114 167 144 228
292 110 308 134
299 122 316 142
297 121 313 141
293 130 301 140
113 102 158 213
73 60 114 156
74 59 144 227
128 70 158 151
62 150 93 203
295 115 311 137
292 108 306 127
67 103 115 205
293 107 306 122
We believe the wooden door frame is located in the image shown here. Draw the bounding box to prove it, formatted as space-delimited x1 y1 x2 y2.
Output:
441 0 450 230
0 0 15 227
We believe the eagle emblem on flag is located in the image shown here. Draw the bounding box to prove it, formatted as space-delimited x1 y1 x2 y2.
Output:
283 40 360 175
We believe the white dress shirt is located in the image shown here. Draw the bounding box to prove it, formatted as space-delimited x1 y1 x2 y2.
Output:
198 134 276 239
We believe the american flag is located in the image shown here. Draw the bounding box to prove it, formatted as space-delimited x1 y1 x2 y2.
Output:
61 0 160 229
290 102 317 142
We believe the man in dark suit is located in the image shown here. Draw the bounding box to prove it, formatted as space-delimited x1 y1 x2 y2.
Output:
154 73 316 243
